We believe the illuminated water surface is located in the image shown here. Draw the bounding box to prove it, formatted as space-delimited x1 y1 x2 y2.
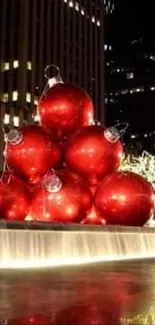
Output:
0 260 155 324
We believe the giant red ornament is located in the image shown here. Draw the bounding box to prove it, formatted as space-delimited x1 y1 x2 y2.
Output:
4 125 61 184
30 170 92 223
0 182 30 221
37 83 94 139
94 171 155 226
65 125 123 185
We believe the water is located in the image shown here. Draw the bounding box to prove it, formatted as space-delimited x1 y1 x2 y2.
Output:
0 227 155 268
0 260 155 324
0 227 155 323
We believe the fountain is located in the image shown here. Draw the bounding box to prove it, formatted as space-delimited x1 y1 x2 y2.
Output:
0 221 155 269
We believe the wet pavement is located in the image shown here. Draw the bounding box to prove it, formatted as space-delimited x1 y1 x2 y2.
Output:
0 259 155 324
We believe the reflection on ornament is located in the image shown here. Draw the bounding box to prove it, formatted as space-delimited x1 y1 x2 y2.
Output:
81 206 106 225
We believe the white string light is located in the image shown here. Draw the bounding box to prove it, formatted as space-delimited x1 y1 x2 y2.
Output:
120 151 155 188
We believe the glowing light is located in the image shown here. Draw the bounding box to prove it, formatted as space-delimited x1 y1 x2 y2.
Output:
26 93 31 103
1 62 10 71
3 114 10 125
1 93 8 102
25 215 34 221
0 228 155 269
13 60 19 68
120 151 155 187
12 91 18 101
27 61 32 70
13 116 20 127
63 0 100 26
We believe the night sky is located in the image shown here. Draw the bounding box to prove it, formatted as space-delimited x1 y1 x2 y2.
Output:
111 0 154 44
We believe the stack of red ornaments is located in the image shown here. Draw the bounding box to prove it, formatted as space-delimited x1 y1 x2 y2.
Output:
0 78 154 226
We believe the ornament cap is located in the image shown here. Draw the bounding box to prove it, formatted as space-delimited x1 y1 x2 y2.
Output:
104 122 129 143
104 127 120 143
44 64 63 88
42 172 62 193
4 129 23 145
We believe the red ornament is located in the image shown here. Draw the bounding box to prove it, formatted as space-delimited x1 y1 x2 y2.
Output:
30 170 92 223
81 206 106 225
7 314 54 325
37 83 94 139
65 126 123 185
95 171 155 226
0 182 30 221
5 125 61 184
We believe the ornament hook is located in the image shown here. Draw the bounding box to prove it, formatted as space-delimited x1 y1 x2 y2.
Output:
104 122 129 143
44 64 63 88
42 170 62 193
113 122 129 137
4 129 23 146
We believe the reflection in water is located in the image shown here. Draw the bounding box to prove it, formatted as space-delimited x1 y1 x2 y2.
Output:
53 301 121 325
6 314 54 325
1 260 155 324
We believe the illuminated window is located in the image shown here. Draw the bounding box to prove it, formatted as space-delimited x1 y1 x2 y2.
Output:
131 135 136 139
104 44 108 51
13 116 20 127
121 89 128 94
3 114 10 125
109 45 112 51
144 134 148 138
12 91 18 101
126 72 134 79
150 55 155 61
150 86 155 91
63 0 100 25
26 93 31 103
69 1 73 7
1 62 10 71
34 98 38 105
27 61 32 70
1 93 8 102
75 3 79 10
13 60 19 68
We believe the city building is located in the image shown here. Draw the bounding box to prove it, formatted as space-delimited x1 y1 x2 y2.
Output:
0 0 105 169
105 1 155 154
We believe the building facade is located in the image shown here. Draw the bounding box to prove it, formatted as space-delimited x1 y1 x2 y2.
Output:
0 0 105 169
105 1 155 154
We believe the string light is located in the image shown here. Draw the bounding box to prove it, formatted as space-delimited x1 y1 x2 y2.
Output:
120 151 155 187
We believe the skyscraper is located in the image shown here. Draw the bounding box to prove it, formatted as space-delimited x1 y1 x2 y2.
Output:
0 0 105 168
105 1 155 154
